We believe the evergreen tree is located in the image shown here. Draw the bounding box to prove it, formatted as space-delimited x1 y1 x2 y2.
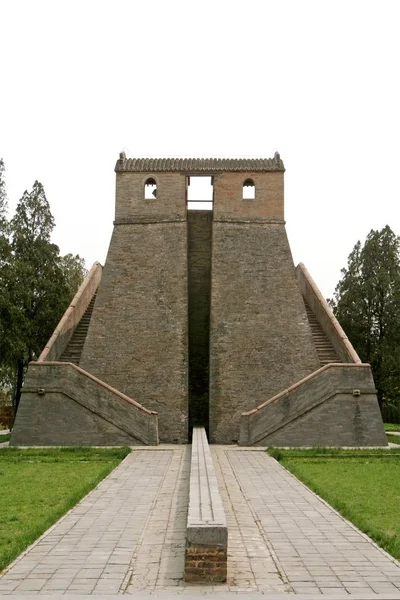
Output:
59 253 87 298
0 180 85 412
330 226 400 417
0 159 13 393
0 158 7 229
0 158 10 263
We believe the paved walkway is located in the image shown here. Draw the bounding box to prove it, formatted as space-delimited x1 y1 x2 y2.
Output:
1 447 400 596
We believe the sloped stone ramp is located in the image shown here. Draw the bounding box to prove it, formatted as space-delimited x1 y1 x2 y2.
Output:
1 444 400 598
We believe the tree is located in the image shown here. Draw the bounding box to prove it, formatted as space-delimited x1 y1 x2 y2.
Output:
0 158 10 268
59 253 87 298
0 159 13 394
0 158 7 230
330 226 400 416
0 179 86 413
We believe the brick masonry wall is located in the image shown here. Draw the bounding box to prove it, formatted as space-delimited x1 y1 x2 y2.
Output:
115 172 186 222
188 211 212 428
185 546 227 583
10 362 157 446
241 364 387 447
213 171 284 220
11 392 143 447
79 221 188 443
210 221 320 444
261 393 387 447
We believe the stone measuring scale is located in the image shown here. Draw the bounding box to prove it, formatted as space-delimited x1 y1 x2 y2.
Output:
11 153 387 447
185 427 228 582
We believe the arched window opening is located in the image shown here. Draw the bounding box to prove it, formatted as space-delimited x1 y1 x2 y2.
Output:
242 179 255 200
144 178 157 199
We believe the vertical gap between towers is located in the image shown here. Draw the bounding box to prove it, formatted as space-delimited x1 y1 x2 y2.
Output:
187 175 214 211
187 176 213 434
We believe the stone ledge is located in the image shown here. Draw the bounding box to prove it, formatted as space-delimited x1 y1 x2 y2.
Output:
114 217 186 225
213 216 285 224
185 427 227 583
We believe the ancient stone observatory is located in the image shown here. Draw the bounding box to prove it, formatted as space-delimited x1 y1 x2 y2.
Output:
11 154 387 447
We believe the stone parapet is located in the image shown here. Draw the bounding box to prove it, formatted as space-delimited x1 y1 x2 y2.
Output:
38 262 102 362
240 363 387 447
185 427 227 583
296 262 361 364
10 362 158 446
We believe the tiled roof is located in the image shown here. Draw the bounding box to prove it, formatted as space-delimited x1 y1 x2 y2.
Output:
115 152 285 173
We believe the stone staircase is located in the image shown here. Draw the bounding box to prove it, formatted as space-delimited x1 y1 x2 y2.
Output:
59 292 97 365
304 300 339 366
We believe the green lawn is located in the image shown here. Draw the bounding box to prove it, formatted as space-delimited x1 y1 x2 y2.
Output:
0 447 130 573
387 433 400 445
385 423 400 432
0 433 10 443
268 447 400 560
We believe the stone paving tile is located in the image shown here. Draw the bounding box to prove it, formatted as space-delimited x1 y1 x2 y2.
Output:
219 448 400 595
124 446 189 593
124 446 286 594
0 450 175 595
212 450 289 593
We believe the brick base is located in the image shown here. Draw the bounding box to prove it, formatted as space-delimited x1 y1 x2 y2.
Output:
185 546 227 583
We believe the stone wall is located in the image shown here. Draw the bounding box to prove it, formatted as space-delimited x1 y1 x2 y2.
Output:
80 223 188 443
210 221 320 443
11 362 158 446
78 169 189 443
240 363 387 447
213 171 284 221
115 172 186 222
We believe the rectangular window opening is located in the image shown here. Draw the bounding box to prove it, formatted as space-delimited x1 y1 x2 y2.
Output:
187 176 213 211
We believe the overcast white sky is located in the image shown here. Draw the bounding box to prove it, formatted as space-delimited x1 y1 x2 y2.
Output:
1 0 399 299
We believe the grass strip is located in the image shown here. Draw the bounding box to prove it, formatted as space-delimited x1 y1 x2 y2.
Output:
387 434 400 445
385 423 400 432
268 447 400 560
0 434 10 443
0 447 130 573
268 446 400 460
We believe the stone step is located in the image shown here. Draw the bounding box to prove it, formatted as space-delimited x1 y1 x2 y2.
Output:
59 291 98 365
304 300 340 367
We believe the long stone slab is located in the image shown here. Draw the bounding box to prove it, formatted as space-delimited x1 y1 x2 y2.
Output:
185 427 227 583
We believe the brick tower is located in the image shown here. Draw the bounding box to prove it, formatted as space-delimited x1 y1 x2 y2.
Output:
81 153 319 443
11 153 387 448
209 162 319 442
80 155 189 443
